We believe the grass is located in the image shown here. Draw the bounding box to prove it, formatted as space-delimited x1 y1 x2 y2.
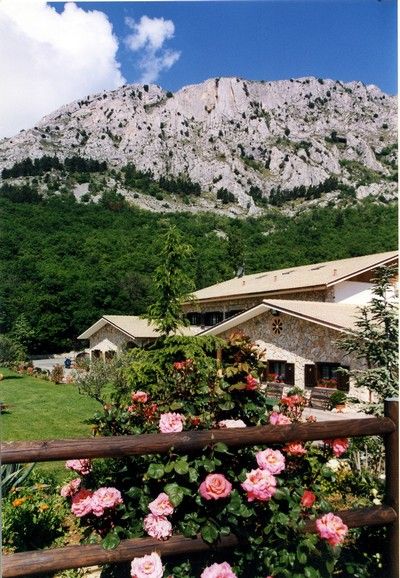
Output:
0 367 100 481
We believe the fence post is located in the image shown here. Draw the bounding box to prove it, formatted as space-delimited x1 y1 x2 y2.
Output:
384 398 399 578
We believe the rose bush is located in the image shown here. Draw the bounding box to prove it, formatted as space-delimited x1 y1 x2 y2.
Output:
66 333 386 578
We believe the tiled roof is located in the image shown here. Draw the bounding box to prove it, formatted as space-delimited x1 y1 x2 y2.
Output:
200 299 362 336
191 251 398 302
78 316 200 340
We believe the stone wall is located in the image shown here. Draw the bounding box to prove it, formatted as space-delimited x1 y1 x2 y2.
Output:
219 310 366 397
184 289 331 318
90 324 130 353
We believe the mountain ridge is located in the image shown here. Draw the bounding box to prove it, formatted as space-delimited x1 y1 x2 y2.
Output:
0 76 396 215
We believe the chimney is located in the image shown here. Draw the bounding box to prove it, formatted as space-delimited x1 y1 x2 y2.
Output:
333 268 337 276
274 275 277 282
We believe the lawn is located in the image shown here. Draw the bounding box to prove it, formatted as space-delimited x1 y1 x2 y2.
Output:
0 367 100 441
0 367 101 481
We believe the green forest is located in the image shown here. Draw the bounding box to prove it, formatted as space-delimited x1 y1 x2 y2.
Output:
0 194 397 352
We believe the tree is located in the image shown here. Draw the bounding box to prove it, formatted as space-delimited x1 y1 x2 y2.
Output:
11 314 36 352
338 265 398 414
145 224 194 336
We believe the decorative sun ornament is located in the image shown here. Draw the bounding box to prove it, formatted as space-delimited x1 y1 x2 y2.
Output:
272 318 283 335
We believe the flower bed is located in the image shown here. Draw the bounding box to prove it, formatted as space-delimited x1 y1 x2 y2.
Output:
56 333 386 578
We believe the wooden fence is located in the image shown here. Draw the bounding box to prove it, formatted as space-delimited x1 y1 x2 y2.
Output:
1 399 398 578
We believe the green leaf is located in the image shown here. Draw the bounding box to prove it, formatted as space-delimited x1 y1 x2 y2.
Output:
165 462 175 473
164 483 185 506
102 530 120 550
201 521 219 544
174 459 189 475
304 567 320 578
188 467 198 483
147 463 165 479
213 442 230 454
296 545 307 564
218 400 235 411
170 401 184 410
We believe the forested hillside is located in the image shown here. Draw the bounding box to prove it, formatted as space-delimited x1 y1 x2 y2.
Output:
1 194 396 352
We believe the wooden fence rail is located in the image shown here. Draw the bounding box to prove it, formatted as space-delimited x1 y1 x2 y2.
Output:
1 399 398 578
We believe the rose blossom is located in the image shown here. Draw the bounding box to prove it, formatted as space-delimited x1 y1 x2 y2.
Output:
241 468 277 502
324 438 349 457
200 561 238 578
143 513 172 540
91 487 123 516
300 490 316 508
131 391 148 403
316 513 348 546
131 552 163 578
71 489 93 517
281 395 306 407
60 478 81 497
283 441 307 456
149 492 174 516
269 412 292 426
199 473 232 500
256 448 285 475
218 419 247 429
159 412 185 433
245 374 259 390
65 459 92 475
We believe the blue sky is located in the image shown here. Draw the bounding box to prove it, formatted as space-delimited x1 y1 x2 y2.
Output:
0 0 396 138
74 0 397 94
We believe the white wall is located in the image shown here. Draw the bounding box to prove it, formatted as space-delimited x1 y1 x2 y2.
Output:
334 281 373 304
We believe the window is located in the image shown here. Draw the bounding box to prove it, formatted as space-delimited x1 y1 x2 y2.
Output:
225 310 243 319
266 360 294 385
203 311 223 326
316 363 350 391
187 312 203 326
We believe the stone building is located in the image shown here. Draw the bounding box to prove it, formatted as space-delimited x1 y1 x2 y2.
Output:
185 251 398 395
78 251 397 396
78 315 199 360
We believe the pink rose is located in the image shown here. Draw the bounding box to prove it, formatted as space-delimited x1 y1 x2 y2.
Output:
269 412 292 426
241 468 277 502
143 513 172 540
60 478 81 498
283 441 307 456
201 561 238 578
324 438 349 457
91 487 123 516
131 391 148 403
256 448 285 475
159 412 185 433
149 492 174 516
245 374 259 390
131 552 163 578
71 489 93 517
65 459 92 475
300 490 316 508
316 513 348 546
218 419 247 428
199 473 232 500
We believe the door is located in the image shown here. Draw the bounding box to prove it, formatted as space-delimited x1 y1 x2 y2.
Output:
304 364 317 388
285 363 295 386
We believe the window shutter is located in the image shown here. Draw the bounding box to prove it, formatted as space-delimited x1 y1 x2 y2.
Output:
304 364 317 388
336 365 350 392
285 363 295 386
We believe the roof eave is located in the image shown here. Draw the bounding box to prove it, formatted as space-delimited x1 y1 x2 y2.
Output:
188 284 326 306
326 255 398 288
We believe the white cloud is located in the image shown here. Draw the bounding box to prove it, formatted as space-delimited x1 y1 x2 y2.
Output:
125 15 180 84
0 0 125 138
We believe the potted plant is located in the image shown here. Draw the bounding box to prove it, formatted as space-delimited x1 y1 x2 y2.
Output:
329 390 347 412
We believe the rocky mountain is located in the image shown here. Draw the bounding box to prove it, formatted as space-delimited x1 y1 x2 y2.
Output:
0 76 397 215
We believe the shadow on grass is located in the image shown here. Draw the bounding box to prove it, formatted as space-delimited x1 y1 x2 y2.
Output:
2 375 23 380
